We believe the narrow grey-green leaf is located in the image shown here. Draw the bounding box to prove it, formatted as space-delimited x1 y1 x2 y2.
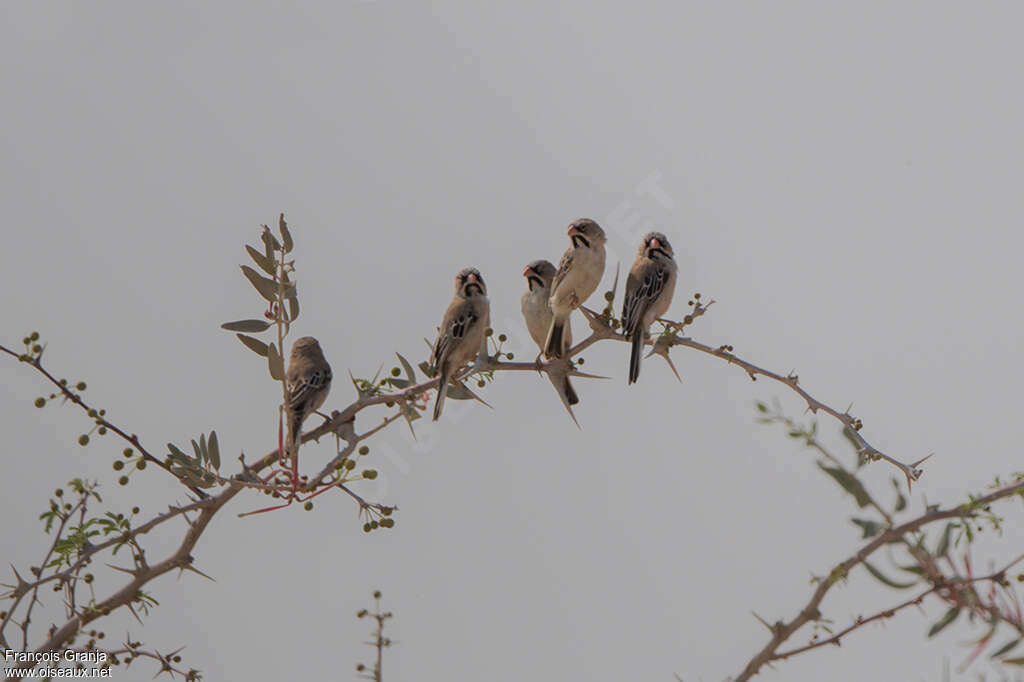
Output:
863 561 917 589
268 342 285 381
167 443 191 463
288 295 300 323
191 439 202 460
992 638 1022 658
199 433 208 466
221 319 272 333
241 265 280 303
236 334 269 357
818 463 872 508
278 213 293 253
207 430 220 471
418 361 437 378
245 245 276 276
927 606 961 637
389 378 410 389
261 225 281 253
897 564 926 576
396 353 417 384
851 518 882 538
1001 656 1024 666
935 522 954 557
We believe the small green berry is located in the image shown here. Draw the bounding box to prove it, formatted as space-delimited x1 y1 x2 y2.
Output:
88 409 97 417
118 476 128 486
136 460 146 470
505 352 514 360
362 523 371 533
381 507 392 516
380 518 394 528
97 427 107 435
34 397 46 408
76 382 86 390
123 448 133 458
113 461 124 471
694 292 701 299
358 445 369 455
363 469 378 479
484 328 493 337
371 520 379 529
477 380 486 388
84 574 94 584
22 337 30 345
131 506 140 514
78 434 89 446
32 344 42 353
604 291 614 301
373 590 382 599
29 331 39 341
304 502 313 511
55 488 63 497
498 334 507 342
345 460 356 470
391 367 400 377
577 357 585 365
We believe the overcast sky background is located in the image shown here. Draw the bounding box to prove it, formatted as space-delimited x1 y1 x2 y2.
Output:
3 3 1023 681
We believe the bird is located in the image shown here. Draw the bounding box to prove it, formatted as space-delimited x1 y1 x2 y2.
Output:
522 259 579 406
621 232 678 384
544 218 607 359
284 336 333 456
431 267 490 421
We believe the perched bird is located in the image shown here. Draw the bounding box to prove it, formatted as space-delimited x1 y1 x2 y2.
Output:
431 267 490 421
544 218 607 359
285 336 333 455
622 232 678 384
522 259 579 406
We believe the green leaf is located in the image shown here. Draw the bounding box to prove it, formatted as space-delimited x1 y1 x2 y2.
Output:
221 319 272 333
897 564 926 576
278 214 293 253
396 353 417 384
818 463 872 508
191 438 202 460
236 334 269 357
851 518 882 538
863 561 917 589
389 379 410 389
927 606 961 637
935 522 954 558
991 638 1022 658
1002 656 1024 666
418 361 437 378
755 401 767 413
167 443 194 465
207 431 220 471
199 433 208 466
261 225 281 254
288 294 300 323
240 265 280 303
268 342 285 381
245 245 276 276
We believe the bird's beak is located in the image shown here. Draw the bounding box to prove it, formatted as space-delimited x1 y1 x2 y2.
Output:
650 238 661 248
522 267 533 278
467 272 478 283
567 225 579 236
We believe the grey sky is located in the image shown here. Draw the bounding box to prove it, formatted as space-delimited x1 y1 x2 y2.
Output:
3 2 1023 680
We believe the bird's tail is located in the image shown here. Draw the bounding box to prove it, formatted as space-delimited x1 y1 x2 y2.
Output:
564 376 579 406
432 366 449 421
544 316 566 359
628 330 644 384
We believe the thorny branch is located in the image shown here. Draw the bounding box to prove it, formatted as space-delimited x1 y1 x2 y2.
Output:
733 477 1024 681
